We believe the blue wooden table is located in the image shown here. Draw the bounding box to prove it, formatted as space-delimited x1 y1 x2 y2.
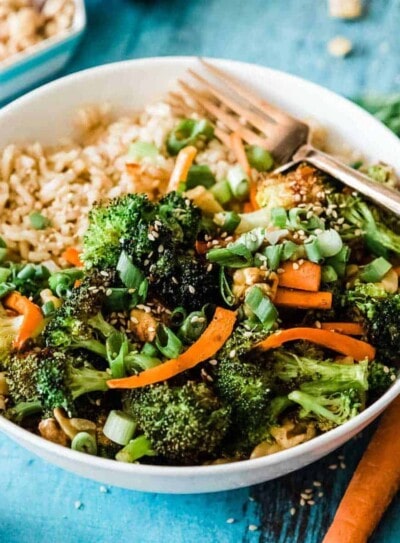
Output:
1 1 400 542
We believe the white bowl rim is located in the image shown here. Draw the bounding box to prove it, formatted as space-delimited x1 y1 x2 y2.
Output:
0 55 399 480
0 0 86 72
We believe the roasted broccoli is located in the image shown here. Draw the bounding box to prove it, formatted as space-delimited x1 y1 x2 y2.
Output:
6 349 109 417
328 192 400 255
270 350 369 393
367 360 397 400
255 164 326 216
150 251 221 312
288 389 363 431
123 381 231 465
82 191 202 271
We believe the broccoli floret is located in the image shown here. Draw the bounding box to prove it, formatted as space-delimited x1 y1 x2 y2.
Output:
288 389 363 431
368 360 397 398
43 270 118 358
6 349 109 417
150 252 221 312
0 304 24 364
82 192 202 271
158 192 201 247
327 192 400 255
360 295 400 365
212 324 279 455
123 381 231 465
82 193 155 269
271 350 369 393
44 313 108 358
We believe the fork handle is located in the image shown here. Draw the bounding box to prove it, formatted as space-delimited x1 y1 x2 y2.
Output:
294 144 400 216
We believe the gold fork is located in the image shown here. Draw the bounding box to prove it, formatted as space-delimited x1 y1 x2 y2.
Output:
169 59 400 216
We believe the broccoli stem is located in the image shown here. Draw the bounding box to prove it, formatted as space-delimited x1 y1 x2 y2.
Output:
6 400 42 423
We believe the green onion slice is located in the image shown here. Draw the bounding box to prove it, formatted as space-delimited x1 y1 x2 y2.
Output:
103 410 137 446
155 324 183 359
245 145 274 172
316 229 343 257
360 257 393 283
128 141 158 162
115 435 156 463
244 286 278 328
71 432 98 455
29 211 50 230
186 164 216 189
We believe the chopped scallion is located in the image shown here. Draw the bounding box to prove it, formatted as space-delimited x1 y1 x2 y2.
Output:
316 229 343 257
115 435 156 463
106 331 128 378
155 324 183 359
264 244 283 271
244 286 278 328
210 180 233 205
227 165 250 201
186 164 216 189
71 432 98 455
271 207 288 228
360 257 392 283
321 265 338 283
245 145 274 172
103 410 137 446
128 141 158 161
305 238 324 263
167 118 214 155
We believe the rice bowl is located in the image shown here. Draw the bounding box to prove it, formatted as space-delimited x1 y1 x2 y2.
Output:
0 57 399 493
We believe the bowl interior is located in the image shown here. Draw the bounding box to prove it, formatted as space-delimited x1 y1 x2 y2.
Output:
0 57 399 492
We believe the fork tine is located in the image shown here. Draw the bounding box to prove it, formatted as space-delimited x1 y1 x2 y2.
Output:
199 58 296 125
178 79 267 147
187 69 273 135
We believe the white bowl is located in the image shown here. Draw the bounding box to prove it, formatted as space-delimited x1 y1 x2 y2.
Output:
0 0 86 104
0 57 399 494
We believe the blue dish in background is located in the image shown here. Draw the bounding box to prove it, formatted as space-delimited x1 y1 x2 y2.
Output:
0 0 86 104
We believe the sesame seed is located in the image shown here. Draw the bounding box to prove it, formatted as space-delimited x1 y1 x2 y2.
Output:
315 321 322 329
106 288 112 296
300 499 305 506
148 234 155 241
292 262 299 270
290 507 296 516
188 285 196 294
209 359 218 366
100 271 108 277
248 525 258 532
207 263 213 272
226 518 235 524
158 244 164 253
249 496 255 502
340 462 346 469
313 481 322 487
152 231 159 238
308 500 315 506
144 259 150 266
229 349 236 358
130 317 139 324
301 493 311 500
277 268 285 274
304 488 312 493
318 492 324 498
328 464 338 470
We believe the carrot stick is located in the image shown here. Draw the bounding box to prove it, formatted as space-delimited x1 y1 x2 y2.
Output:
230 132 252 179
274 288 332 310
256 327 376 361
320 322 365 336
4 292 44 349
62 247 83 268
230 132 259 210
107 307 236 389
243 201 254 213
279 261 321 292
167 145 197 192
323 396 400 543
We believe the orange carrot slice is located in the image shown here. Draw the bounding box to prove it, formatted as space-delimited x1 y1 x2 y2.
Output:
279 261 321 292
62 247 83 268
323 397 400 543
167 145 197 192
320 322 365 336
107 307 236 389
4 291 44 349
274 288 332 310
256 327 375 361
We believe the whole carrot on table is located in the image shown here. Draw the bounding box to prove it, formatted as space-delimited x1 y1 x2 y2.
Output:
323 396 400 543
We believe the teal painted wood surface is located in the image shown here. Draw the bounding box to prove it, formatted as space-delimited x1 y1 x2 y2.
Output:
1 1 400 542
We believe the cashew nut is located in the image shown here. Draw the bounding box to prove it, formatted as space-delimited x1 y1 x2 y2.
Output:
53 407 96 441
39 418 69 447
129 309 158 343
